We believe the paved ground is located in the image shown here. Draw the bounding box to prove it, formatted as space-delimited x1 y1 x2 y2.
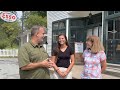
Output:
0 58 20 79
0 58 120 79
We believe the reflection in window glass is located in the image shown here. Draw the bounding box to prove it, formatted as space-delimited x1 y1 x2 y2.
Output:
108 11 120 15
115 11 120 13
58 31 65 35
59 21 65 29
53 22 58 30
108 20 113 39
53 32 58 43
115 18 120 39
108 11 114 15
70 19 84 27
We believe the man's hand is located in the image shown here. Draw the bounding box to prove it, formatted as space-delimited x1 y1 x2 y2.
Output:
41 59 54 68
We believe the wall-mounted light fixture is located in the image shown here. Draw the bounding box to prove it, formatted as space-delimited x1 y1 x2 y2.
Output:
88 11 93 25
89 11 92 18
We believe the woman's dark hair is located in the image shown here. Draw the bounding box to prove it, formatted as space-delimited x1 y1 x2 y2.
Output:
56 34 69 54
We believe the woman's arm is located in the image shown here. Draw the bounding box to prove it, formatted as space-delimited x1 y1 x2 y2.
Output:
51 56 64 77
63 54 75 76
100 51 107 73
101 60 107 73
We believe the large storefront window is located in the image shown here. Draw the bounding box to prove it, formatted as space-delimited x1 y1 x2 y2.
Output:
107 18 120 39
107 17 120 39
69 18 85 51
69 13 102 51
106 12 120 64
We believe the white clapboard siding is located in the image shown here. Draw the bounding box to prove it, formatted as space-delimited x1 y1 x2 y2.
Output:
47 11 72 56
0 49 18 57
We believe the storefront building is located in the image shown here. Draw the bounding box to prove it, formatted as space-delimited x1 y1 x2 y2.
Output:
47 11 120 64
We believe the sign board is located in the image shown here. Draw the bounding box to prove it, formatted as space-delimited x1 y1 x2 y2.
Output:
0 11 17 22
75 42 83 53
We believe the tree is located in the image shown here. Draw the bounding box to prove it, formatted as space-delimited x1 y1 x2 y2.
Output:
30 11 47 18
20 11 47 30
0 21 21 48
24 14 47 30
0 11 21 49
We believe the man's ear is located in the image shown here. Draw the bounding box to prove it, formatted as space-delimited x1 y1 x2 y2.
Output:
36 32 39 37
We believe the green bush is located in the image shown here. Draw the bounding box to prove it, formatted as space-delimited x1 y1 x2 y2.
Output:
0 41 8 49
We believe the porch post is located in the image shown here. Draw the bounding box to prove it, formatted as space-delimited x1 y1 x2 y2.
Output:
66 19 69 39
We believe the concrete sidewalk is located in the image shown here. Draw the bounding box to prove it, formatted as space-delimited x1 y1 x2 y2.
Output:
0 58 120 79
72 65 120 79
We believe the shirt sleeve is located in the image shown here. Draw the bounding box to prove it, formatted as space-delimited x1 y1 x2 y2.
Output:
69 46 74 55
18 46 31 68
100 51 107 62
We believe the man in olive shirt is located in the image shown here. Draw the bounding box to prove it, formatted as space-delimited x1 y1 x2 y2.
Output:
18 25 53 79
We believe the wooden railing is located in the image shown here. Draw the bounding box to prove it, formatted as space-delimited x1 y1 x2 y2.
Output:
0 49 18 57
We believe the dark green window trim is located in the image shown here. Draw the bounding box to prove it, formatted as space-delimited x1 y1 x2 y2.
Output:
105 12 120 20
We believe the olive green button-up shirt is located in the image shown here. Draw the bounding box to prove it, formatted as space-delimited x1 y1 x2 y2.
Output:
18 40 50 79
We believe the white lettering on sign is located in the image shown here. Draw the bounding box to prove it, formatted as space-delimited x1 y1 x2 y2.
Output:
0 11 17 22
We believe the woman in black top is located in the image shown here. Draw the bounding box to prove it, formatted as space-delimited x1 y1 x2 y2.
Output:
51 34 75 79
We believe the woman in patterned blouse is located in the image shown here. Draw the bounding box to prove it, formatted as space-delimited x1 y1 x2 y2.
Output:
81 35 107 79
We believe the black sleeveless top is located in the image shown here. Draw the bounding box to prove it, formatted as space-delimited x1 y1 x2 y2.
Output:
52 46 74 68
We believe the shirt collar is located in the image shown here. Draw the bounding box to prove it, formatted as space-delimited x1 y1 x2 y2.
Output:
87 48 91 52
29 40 43 48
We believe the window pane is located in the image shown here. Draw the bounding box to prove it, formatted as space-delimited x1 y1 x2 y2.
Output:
58 30 66 35
87 29 92 36
115 18 120 39
108 20 113 39
93 27 98 36
70 19 84 27
115 11 120 13
108 11 114 15
53 22 58 30
52 32 58 43
59 21 65 29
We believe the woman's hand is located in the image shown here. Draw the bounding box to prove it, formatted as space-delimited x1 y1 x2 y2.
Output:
57 70 69 78
62 71 69 77
57 70 65 78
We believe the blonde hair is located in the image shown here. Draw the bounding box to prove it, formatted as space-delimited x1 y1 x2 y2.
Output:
86 35 104 53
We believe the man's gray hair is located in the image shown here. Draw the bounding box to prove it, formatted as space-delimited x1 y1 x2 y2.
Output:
31 25 45 37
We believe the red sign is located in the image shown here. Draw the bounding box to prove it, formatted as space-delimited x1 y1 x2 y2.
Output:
0 11 17 22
